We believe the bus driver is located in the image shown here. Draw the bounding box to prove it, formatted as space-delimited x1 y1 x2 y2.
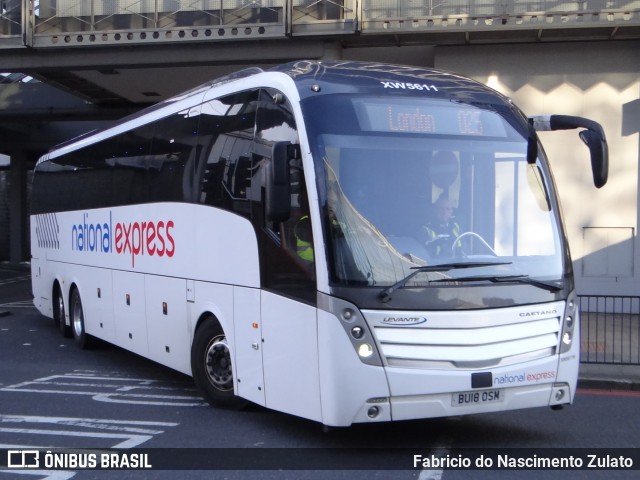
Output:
423 194 460 258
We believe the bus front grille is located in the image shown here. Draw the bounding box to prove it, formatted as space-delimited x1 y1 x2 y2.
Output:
369 313 562 370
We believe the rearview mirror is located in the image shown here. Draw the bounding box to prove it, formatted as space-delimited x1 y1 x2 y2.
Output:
266 141 299 222
529 115 608 188
579 129 608 188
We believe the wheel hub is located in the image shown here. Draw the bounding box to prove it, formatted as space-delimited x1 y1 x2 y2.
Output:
72 297 83 337
204 337 233 391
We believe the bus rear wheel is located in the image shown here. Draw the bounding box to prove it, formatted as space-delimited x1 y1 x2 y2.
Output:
191 316 248 410
53 283 71 338
70 288 93 349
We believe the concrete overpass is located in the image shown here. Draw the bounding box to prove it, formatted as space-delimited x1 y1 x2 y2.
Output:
2 1 638 107
1 1 639 300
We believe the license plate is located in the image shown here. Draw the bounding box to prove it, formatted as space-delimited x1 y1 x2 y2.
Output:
452 389 503 406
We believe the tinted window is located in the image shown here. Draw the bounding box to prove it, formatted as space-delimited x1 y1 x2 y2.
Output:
198 90 259 218
252 89 316 304
32 112 201 214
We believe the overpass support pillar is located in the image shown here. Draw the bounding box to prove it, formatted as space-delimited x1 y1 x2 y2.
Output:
8 150 27 264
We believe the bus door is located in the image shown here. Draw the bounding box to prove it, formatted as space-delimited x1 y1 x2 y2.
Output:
253 89 322 421
233 286 265 406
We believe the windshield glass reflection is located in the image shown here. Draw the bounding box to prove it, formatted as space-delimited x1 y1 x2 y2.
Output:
304 95 563 289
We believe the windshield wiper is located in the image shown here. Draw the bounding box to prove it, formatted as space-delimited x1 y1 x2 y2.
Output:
429 274 563 292
378 261 512 303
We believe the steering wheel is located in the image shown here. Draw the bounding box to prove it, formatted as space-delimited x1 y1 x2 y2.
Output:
452 231 498 257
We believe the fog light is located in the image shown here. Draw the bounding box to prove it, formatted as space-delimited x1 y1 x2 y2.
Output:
358 343 374 358
555 389 566 402
367 406 379 418
562 332 572 345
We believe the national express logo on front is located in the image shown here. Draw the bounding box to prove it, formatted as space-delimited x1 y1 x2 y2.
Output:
65 211 175 267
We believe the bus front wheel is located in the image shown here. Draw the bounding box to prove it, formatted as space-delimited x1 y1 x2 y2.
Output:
191 317 248 410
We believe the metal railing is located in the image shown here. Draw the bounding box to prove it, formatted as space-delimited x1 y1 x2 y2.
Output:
1 1 638 45
579 295 640 365
361 1 640 19
0 0 21 36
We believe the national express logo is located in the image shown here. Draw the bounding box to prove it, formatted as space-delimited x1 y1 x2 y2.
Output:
70 212 175 267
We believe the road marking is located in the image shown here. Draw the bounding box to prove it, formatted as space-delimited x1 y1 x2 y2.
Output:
0 414 178 448
1 414 177 429
2 372 207 407
578 388 640 398
0 426 153 449
0 276 32 287
0 415 179 479
0 471 75 479
0 300 34 308
418 443 452 480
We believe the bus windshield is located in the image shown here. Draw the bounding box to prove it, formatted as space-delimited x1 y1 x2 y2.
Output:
302 94 563 289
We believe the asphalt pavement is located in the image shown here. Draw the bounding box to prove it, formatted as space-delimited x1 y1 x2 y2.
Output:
2 261 638 392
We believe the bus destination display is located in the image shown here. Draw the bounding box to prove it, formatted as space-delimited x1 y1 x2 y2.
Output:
354 98 509 137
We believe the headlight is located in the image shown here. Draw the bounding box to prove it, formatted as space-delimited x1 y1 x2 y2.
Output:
560 293 578 353
358 343 374 358
318 293 383 367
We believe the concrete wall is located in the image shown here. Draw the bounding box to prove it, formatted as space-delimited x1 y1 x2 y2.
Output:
434 41 640 297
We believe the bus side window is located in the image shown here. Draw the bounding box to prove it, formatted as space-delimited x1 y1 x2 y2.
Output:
198 90 259 218
148 111 200 203
203 135 254 218
253 89 316 303
33 134 122 213
110 124 154 205
100 113 199 207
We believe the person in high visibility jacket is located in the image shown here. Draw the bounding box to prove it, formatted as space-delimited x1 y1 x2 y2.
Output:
294 215 314 262
423 195 460 258
294 188 344 263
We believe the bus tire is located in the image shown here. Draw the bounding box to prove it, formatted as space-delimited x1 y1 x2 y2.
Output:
54 283 72 338
191 316 248 410
70 288 93 349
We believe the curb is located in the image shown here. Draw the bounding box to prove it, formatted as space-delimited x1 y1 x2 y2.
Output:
578 378 640 392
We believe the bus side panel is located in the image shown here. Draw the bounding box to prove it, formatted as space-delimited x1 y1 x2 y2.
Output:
30 216 48 316
112 270 148 357
30 256 46 316
145 275 190 375
190 205 260 289
261 291 322 423
81 266 115 343
188 281 235 377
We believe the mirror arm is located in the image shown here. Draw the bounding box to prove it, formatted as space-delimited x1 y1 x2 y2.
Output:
529 115 605 138
528 115 608 188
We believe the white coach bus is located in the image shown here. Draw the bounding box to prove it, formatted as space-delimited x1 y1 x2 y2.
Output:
30 61 608 427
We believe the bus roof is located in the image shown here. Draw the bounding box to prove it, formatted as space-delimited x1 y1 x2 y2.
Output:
40 60 512 163
272 60 515 107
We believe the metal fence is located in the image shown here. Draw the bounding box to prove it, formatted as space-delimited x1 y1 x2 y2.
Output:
362 0 640 18
579 295 640 365
2 1 639 39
